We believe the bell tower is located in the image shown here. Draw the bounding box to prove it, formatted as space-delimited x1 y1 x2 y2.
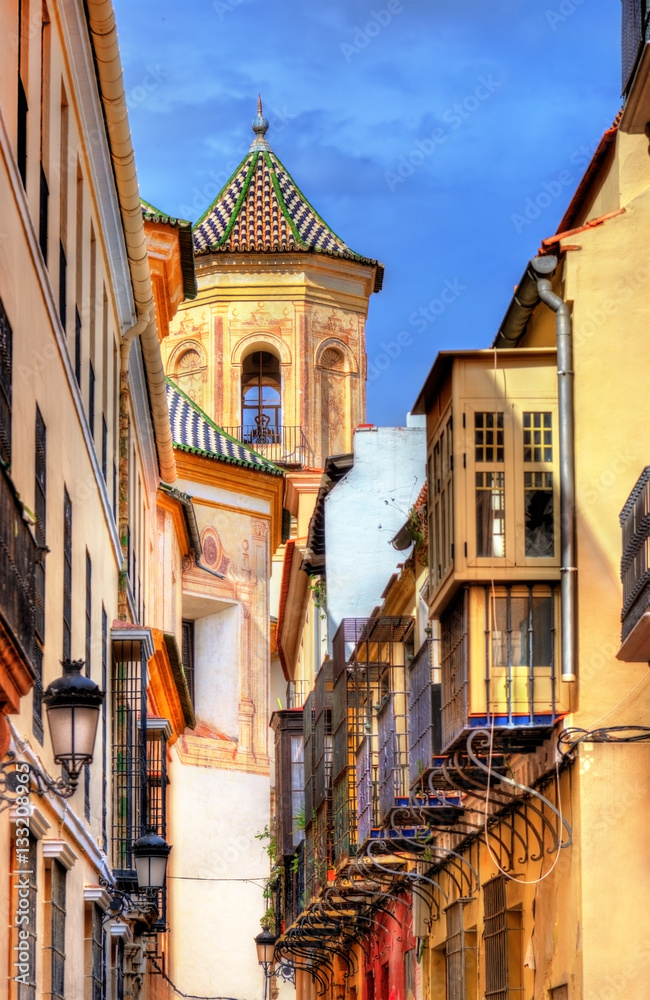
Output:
162 99 383 471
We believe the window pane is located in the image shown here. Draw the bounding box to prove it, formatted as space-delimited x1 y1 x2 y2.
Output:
524 471 554 557
475 412 504 463
523 411 553 463
476 472 505 557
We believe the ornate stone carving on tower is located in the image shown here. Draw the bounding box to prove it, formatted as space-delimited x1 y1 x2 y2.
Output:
162 98 384 472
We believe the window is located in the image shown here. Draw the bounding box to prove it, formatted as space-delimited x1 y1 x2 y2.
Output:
181 619 195 706
62 488 72 660
75 307 82 386
111 636 147 876
88 362 95 439
59 242 67 332
429 414 453 584
483 876 522 1000
84 552 92 820
17 0 28 188
101 607 108 853
476 472 505 558
489 587 554 676
523 412 553 557
0 298 13 467
86 903 106 1000
475 411 504 463
475 412 505 558
445 900 477 1000
46 861 66 1000
241 350 281 442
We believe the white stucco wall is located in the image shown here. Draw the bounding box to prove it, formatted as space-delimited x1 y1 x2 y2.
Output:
325 422 426 641
168 763 271 1000
195 605 240 738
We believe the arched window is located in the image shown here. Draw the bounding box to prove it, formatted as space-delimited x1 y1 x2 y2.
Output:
241 350 281 443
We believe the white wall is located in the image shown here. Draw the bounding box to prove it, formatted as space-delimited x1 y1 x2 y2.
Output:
195 604 240 738
325 423 426 641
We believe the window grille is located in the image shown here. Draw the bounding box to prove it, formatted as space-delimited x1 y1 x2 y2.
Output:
16 835 37 1000
445 900 476 1000
90 903 106 1000
39 164 49 260
0 297 12 467
34 407 46 642
89 361 95 439
75 307 82 386
145 719 170 928
47 861 66 1000
483 876 522 1000
101 416 107 481
62 487 72 660
59 242 66 332
17 76 28 187
111 638 147 879
115 937 124 1000
101 607 108 853
32 643 44 745
440 590 469 753
404 949 415 1000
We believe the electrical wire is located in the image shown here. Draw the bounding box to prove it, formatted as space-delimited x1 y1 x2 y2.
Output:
558 725 650 755
148 954 245 1000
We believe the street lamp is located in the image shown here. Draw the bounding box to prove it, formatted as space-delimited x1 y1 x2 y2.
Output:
44 658 104 775
0 658 104 806
255 927 277 972
133 828 172 891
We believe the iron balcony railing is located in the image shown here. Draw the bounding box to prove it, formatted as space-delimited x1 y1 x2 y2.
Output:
0 461 38 670
222 425 315 468
407 639 441 787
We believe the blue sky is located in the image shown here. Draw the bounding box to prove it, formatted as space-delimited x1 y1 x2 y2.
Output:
113 0 622 425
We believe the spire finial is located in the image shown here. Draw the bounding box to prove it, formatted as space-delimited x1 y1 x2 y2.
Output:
250 94 270 151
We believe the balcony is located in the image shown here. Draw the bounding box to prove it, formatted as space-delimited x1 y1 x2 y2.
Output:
331 616 413 861
222 425 315 468
618 467 650 660
409 586 565 764
0 462 38 710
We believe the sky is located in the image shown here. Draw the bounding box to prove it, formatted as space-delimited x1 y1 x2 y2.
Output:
113 0 622 426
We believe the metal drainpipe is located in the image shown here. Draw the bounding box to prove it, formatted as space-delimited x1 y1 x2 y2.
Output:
532 259 576 682
118 313 151 620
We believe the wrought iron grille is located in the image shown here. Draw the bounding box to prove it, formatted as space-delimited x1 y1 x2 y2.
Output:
303 692 315 824
146 720 170 928
440 590 469 752
331 617 413 850
408 640 438 787
48 861 66 1000
62 487 72 660
1 460 37 669
0 297 12 467
356 736 374 846
622 0 650 93
314 664 333 808
90 902 106 1000
222 425 315 468
483 876 522 1000
445 899 476 1000
111 638 147 879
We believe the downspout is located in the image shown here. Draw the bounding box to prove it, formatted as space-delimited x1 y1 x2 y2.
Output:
86 0 176 485
117 313 150 619
532 259 577 682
